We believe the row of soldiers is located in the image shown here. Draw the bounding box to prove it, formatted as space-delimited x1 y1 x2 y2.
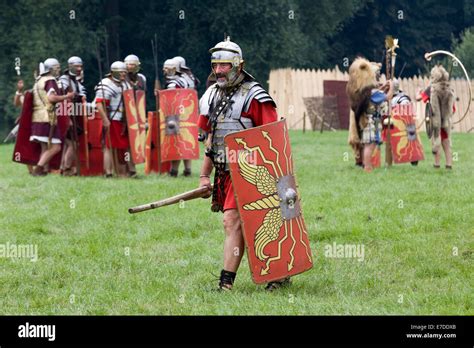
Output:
12 54 198 177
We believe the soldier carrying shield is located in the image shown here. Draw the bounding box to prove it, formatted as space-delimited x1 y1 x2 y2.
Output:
123 54 148 176
162 57 197 177
197 37 291 291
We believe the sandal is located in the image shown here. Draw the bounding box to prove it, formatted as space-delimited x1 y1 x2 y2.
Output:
31 165 47 176
169 169 178 178
265 277 291 292
218 270 236 291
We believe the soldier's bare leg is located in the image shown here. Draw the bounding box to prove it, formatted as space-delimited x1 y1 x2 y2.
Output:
183 160 191 176
223 208 245 274
170 160 179 177
104 148 113 176
442 139 452 168
37 144 61 167
127 153 137 177
363 143 375 172
434 149 441 167
63 139 75 174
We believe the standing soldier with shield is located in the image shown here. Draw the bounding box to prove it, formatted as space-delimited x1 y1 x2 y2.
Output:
162 57 197 177
58 56 87 176
95 61 132 177
123 54 147 177
197 37 312 291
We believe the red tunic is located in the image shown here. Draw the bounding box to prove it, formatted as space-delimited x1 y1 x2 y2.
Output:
199 99 278 211
96 97 130 150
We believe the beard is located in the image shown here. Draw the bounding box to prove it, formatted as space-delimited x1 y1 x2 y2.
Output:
214 71 227 87
215 68 240 89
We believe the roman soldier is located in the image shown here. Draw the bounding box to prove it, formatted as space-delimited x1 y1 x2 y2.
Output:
162 57 196 177
347 57 394 173
124 54 148 175
163 58 195 90
58 56 87 176
10 79 33 174
30 58 75 176
124 54 147 92
416 65 454 169
391 79 411 106
95 61 133 177
197 37 289 291
173 56 200 88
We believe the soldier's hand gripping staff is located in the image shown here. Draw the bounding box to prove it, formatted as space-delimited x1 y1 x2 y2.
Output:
95 61 130 177
30 58 74 176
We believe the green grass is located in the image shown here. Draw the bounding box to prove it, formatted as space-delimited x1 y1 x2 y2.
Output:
0 130 472 315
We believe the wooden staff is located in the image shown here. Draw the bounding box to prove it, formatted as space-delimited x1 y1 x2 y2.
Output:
129 185 213 214
151 33 162 173
384 36 398 167
82 99 90 169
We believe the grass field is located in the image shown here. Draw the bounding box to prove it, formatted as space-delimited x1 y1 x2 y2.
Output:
0 130 472 315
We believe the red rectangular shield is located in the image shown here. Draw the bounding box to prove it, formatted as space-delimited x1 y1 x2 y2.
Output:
159 89 199 162
79 111 104 176
225 119 313 284
372 146 381 168
145 111 171 174
124 89 146 164
390 112 425 164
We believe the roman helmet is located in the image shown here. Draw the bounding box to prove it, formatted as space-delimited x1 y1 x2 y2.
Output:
67 56 83 76
173 56 189 73
41 58 61 77
163 58 180 77
110 61 127 82
124 54 141 74
209 36 244 88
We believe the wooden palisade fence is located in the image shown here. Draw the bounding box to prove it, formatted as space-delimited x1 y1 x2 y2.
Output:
268 66 474 133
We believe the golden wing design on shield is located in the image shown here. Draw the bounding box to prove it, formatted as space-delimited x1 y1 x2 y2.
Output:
237 151 283 261
238 151 277 196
